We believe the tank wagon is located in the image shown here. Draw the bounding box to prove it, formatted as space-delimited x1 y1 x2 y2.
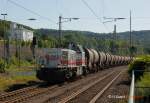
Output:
36 44 131 83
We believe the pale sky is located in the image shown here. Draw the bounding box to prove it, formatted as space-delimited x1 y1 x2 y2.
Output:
0 0 150 33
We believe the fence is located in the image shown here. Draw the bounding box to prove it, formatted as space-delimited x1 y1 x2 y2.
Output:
0 44 43 61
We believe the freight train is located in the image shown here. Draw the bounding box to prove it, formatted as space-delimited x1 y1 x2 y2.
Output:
36 43 131 83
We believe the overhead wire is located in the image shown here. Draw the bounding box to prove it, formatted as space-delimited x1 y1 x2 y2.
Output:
8 0 73 30
4 0 84 29
7 0 77 30
7 0 57 25
81 0 111 52
55 0 83 31
81 0 100 20
80 0 111 33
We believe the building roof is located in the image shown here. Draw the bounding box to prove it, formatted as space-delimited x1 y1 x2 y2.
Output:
0 19 33 31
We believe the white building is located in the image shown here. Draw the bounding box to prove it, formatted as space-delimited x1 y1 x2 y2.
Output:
9 22 33 41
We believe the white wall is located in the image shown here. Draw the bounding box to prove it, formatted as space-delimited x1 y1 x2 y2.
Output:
22 29 33 41
9 22 33 41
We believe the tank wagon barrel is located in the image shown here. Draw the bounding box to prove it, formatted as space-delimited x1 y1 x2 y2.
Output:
98 52 106 69
90 49 99 72
84 48 94 70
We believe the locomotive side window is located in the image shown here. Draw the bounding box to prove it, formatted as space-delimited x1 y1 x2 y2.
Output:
62 51 68 60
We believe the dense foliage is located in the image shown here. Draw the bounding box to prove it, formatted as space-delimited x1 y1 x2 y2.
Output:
1 19 150 55
136 72 150 96
34 29 131 55
0 20 10 39
34 29 150 55
128 55 150 80
128 55 150 96
0 56 33 73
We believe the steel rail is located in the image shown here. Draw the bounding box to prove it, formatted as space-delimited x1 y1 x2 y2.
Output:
0 86 37 101
2 85 57 103
57 70 117 103
89 71 123 103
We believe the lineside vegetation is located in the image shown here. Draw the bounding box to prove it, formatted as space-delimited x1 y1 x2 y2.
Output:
128 55 150 96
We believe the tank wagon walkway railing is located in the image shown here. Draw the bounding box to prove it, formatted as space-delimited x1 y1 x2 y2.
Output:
128 70 150 103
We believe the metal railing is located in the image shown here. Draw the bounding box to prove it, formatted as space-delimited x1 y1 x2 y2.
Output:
129 70 150 103
129 70 135 103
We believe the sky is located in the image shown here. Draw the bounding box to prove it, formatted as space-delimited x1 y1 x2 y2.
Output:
0 0 150 33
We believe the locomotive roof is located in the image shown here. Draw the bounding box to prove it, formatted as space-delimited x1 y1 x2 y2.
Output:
43 48 76 53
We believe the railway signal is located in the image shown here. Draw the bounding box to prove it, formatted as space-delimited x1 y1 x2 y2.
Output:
31 36 37 59
28 18 37 60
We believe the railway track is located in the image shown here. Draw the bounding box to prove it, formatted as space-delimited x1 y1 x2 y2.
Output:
89 71 122 103
0 66 126 103
0 85 58 103
0 86 37 101
44 69 124 103
0 68 112 103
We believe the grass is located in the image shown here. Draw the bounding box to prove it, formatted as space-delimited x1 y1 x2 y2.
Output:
137 72 150 87
0 75 14 91
136 72 150 96
0 56 35 72
0 74 37 91
11 75 37 83
0 57 38 91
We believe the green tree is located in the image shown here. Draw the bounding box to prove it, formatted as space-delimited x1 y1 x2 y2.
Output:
0 20 10 39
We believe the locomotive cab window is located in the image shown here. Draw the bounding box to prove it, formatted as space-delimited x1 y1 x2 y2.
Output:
62 51 68 60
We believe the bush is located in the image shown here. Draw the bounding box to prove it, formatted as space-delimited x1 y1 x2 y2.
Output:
128 55 150 80
10 56 18 65
5 56 33 70
136 72 150 96
128 55 150 98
